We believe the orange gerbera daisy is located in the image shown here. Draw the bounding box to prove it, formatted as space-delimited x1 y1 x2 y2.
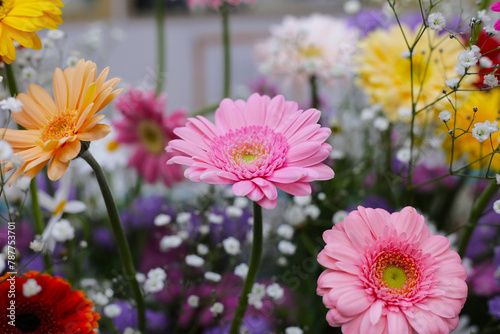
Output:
0 271 100 333
1 59 122 184
0 0 65 63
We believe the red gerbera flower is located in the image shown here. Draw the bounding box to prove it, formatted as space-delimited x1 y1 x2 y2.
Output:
0 271 100 333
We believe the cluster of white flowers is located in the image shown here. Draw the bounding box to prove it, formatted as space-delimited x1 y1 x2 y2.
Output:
104 303 122 318
332 210 348 224
278 240 297 255
234 263 249 279
266 283 284 300
428 12 446 31
222 237 241 255
210 302 224 317
439 110 452 122
471 120 499 142
22 279 42 298
160 235 183 251
123 328 141 334
143 267 167 294
255 14 358 83
52 219 75 242
154 213 171 226
458 45 481 68
0 97 23 112
186 254 205 267
484 74 499 88
248 283 266 309
204 271 222 282
493 199 500 215
285 327 304 334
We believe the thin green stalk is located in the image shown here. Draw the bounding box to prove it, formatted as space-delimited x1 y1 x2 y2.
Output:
221 2 231 98
154 0 165 96
310 75 319 109
457 181 499 257
228 202 263 334
4 63 52 272
81 151 145 332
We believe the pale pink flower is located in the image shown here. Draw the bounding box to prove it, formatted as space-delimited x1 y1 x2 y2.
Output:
166 93 334 209
114 89 186 187
187 0 256 9
317 206 467 334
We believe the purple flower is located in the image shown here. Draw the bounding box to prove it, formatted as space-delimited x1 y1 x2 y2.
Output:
112 300 169 332
203 312 272 334
489 296 500 318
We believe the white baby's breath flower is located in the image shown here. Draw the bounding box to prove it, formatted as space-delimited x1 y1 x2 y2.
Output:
397 107 412 118
0 97 23 112
29 238 44 253
52 219 75 242
277 224 294 240
0 140 13 160
235 263 249 279
248 292 263 309
293 195 312 206
234 196 249 208
343 0 361 15
187 295 199 308
197 244 209 255
496 174 500 184
472 122 493 142
373 117 389 131
208 213 224 224
304 204 320 219
204 271 222 282
144 278 164 294
445 78 460 89
210 302 224 317
186 254 204 267
286 327 303 334
176 212 191 224
23 279 42 298
123 328 140 334
484 74 499 87
439 110 452 122
93 292 109 306
65 55 80 67
160 235 182 251
458 50 479 68
147 268 166 281
396 147 411 163
333 210 348 224
266 283 284 300
278 240 297 255
428 12 446 31
47 29 65 40
104 304 122 318
21 67 37 81
226 206 243 219
154 214 171 226
454 63 466 76
223 237 241 255
493 199 500 214
480 57 493 68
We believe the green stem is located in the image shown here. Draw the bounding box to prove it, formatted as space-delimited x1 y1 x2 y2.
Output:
457 181 499 257
81 151 145 332
221 2 231 98
228 202 263 334
310 75 320 109
154 0 165 96
4 63 52 272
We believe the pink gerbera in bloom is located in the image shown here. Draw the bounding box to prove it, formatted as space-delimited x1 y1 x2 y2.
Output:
114 89 187 187
492 2 500 30
317 206 468 334
166 93 334 209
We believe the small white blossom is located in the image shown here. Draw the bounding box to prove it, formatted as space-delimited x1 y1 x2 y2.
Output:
428 12 446 31
278 256 288 266
210 302 224 317
104 304 122 318
0 254 4 273
445 78 460 89
208 213 224 224
144 278 165 294
396 147 411 163
293 195 312 206
176 212 191 224
204 271 222 282
186 254 204 267
160 235 182 251
105 288 114 298
223 237 241 255
198 224 210 235
471 45 482 59
234 197 249 208
251 283 266 298
400 50 412 59
29 238 44 253
472 122 492 142
277 224 294 240
486 120 500 133
318 192 326 201
154 214 171 226
147 268 166 281
10 154 24 169
266 283 284 300
80 240 88 249
373 117 389 131
329 149 344 160
278 240 296 255
178 231 189 240
234 263 249 279
284 205 306 226
0 97 23 112
454 63 466 76
458 50 479 68
439 110 452 122
248 293 263 309
123 328 141 334
0 140 13 160
484 74 499 87
360 107 376 122
65 55 80 67
286 327 303 334
496 174 500 184
197 244 209 255
397 107 412 118
21 67 37 81
333 210 348 224
80 278 98 288
136 273 146 283
343 0 361 15
226 206 243 219
187 295 199 308
23 279 42 298
47 29 65 40
304 204 320 219
93 292 109 306
494 200 500 214
52 219 75 242
480 57 493 68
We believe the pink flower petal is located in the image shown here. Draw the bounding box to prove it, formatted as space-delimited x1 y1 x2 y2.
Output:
267 167 306 183
286 141 321 162
274 181 311 196
387 311 411 334
492 2 500 11
251 177 278 200
360 309 387 334
232 180 255 196
369 299 385 325
419 235 450 257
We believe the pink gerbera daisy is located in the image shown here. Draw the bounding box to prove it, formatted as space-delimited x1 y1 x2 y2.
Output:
317 206 468 334
166 93 334 209
113 89 186 187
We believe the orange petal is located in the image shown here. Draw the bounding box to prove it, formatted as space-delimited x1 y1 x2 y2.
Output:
28 84 57 117
47 155 69 181
77 124 111 141
57 140 81 163
53 67 68 111
1 129 40 148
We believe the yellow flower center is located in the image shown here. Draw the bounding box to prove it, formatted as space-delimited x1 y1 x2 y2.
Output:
382 266 408 289
299 46 323 58
107 141 120 152
40 110 79 142
242 154 256 163
138 120 166 155
0 0 13 20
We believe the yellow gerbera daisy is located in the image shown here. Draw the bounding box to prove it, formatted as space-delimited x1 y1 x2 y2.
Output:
355 24 474 123
1 59 122 183
0 0 64 63
443 89 500 172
